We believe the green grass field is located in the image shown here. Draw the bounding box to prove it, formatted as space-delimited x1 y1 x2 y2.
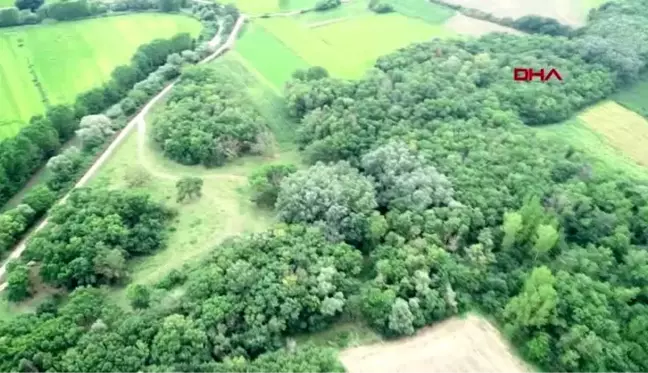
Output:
89 54 304 308
235 23 309 90
0 13 201 138
535 101 648 181
296 0 372 24
258 14 455 79
613 76 648 118
389 0 456 24
231 0 316 14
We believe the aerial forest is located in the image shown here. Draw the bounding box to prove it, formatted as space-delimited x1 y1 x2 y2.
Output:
2 0 648 372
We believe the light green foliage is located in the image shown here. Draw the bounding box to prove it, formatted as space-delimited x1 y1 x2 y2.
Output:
387 298 415 336
0 13 201 136
6 261 31 302
501 212 523 251
126 284 151 309
276 161 377 245
533 224 559 258
504 266 558 330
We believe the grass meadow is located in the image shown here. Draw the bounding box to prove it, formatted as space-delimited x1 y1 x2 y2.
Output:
389 0 456 24
235 23 309 90
613 76 648 118
258 13 455 79
231 0 316 14
89 54 304 308
0 13 201 138
535 101 648 181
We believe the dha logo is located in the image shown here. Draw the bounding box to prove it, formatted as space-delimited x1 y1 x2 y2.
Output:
513 68 563 82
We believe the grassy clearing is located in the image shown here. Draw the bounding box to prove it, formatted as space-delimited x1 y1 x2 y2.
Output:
295 321 382 349
235 23 309 91
259 14 455 79
389 0 456 24
232 0 316 14
91 54 304 309
534 102 648 181
0 13 201 137
613 75 648 117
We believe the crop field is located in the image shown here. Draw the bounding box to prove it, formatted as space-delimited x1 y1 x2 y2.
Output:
389 0 456 24
258 14 455 79
0 13 201 138
535 101 648 180
438 0 596 26
444 13 520 35
577 101 648 168
90 54 303 307
231 0 316 14
235 23 309 90
340 315 532 373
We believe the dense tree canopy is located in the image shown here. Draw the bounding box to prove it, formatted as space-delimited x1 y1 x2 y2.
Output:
152 66 267 166
23 188 173 289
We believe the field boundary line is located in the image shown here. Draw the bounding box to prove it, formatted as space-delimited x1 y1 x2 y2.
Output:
0 15 247 291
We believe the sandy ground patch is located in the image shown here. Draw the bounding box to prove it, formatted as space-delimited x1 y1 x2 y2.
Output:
440 0 585 26
444 14 522 36
340 315 533 373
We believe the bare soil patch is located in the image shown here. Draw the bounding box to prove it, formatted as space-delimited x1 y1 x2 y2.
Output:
440 0 585 26
340 314 533 373
444 14 521 36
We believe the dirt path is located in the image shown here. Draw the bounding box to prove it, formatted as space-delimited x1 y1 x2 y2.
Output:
0 15 247 292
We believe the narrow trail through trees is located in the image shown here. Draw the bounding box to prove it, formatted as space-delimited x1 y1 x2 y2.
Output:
0 15 247 290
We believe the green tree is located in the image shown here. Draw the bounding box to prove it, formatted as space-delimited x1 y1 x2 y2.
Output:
388 298 415 336
249 163 297 208
504 266 557 331
151 314 210 367
6 261 31 302
127 284 152 309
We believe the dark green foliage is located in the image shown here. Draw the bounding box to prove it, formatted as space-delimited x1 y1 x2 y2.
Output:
15 0 44 11
23 188 173 289
249 163 297 208
0 204 35 254
152 66 266 166
176 177 203 202
181 225 362 358
158 0 180 12
314 0 340 11
0 7 20 27
22 185 57 217
127 284 151 309
6 261 31 302
42 0 91 20
368 0 393 13
512 15 573 36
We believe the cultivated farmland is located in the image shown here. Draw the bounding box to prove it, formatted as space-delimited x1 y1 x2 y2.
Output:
340 315 532 373
231 0 316 14
436 0 596 26
444 13 521 35
578 101 648 168
0 13 201 137
258 13 456 79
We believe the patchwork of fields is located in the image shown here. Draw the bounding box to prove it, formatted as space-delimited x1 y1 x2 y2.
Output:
231 0 317 14
0 13 201 138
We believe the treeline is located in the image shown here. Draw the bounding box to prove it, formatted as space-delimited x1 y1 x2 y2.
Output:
152 66 269 166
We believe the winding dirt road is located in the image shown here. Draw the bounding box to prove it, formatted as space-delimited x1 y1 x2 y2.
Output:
0 15 247 291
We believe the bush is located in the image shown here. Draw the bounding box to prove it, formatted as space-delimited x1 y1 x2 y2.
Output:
22 185 57 217
368 0 393 13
